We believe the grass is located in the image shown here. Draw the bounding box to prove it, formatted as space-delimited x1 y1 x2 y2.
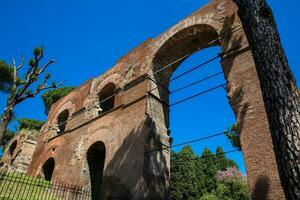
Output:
0 172 60 200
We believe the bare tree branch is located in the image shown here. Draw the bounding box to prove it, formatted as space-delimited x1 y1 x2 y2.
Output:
16 81 64 104
38 60 56 75
19 57 57 99
12 54 25 70
17 54 25 70
13 66 17 86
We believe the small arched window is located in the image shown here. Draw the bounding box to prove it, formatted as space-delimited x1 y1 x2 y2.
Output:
57 109 69 134
98 83 116 113
42 158 55 181
9 140 17 157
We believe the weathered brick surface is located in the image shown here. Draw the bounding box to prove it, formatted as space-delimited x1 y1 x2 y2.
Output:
25 0 285 199
1 130 38 173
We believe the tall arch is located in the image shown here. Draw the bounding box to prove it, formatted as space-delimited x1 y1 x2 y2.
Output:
42 158 55 181
149 18 284 198
152 24 219 127
87 141 106 200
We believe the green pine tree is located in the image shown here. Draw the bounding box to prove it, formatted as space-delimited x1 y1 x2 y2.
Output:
215 146 237 171
170 146 199 200
201 148 218 192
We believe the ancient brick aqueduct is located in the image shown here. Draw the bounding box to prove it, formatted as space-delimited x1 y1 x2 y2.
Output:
1 0 286 199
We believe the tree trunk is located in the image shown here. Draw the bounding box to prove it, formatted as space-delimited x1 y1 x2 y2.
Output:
0 102 15 142
233 0 300 199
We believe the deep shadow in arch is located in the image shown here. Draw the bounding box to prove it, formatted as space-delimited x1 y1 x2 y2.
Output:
42 158 55 181
57 109 69 134
98 83 116 113
87 141 106 200
9 140 17 157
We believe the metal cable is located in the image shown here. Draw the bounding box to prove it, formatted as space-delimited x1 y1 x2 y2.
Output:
170 83 226 107
170 71 223 94
146 131 228 153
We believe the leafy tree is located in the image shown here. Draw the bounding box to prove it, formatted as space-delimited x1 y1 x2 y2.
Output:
215 167 249 200
225 124 241 150
199 193 218 200
170 146 199 200
233 0 300 198
215 146 237 170
0 47 63 143
170 146 240 200
0 130 15 149
0 61 14 93
194 155 206 195
18 118 44 131
201 148 218 192
42 87 75 114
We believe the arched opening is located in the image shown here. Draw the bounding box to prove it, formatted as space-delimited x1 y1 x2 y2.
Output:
9 140 17 157
152 25 220 127
98 83 116 113
57 109 69 134
42 158 55 181
151 24 247 198
87 141 106 200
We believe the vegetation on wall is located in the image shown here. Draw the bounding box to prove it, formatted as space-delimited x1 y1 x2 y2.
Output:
225 124 241 150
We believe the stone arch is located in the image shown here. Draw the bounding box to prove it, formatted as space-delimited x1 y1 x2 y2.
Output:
57 109 70 134
93 73 123 94
83 73 123 118
86 141 106 200
41 100 76 135
153 24 219 72
42 157 55 181
148 11 284 199
98 83 116 113
47 91 79 121
151 24 220 127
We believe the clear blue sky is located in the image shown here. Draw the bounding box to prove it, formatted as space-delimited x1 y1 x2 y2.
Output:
0 0 299 174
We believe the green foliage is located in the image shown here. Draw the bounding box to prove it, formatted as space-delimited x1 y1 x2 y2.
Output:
28 59 36 67
215 147 237 170
0 172 59 199
199 193 219 200
225 124 241 150
42 87 76 114
0 130 15 149
170 146 199 200
0 60 14 93
0 47 61 139
214 168 250 200
33 47 44 57
18 118 44 131
214 178 249 200
170 146 239 200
